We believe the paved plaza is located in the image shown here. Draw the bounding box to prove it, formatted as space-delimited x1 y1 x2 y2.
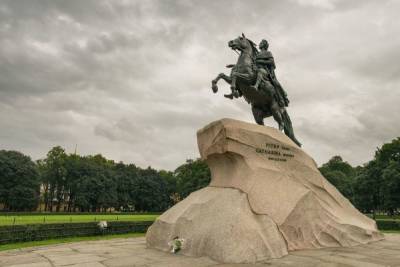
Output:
0 234 399 267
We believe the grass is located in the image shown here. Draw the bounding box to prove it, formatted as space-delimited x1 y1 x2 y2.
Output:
0 232 145 251
374 215 400 220
366 214 400 220
382 230 400 234
0 214 159 226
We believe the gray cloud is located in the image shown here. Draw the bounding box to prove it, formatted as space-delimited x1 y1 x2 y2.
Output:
0 0 399 170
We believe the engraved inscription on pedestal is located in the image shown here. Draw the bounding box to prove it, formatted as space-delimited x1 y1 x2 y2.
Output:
255 143 295 162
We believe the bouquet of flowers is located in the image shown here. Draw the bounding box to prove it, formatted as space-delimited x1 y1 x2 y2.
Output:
168 236 185 254
98 221 108 230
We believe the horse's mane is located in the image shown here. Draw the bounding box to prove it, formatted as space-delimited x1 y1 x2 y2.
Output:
247 39 259 57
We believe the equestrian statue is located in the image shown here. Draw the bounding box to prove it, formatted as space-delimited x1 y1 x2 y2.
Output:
211 34 301 147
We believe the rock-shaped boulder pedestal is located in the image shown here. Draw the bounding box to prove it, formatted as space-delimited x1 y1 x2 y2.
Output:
146 118 383 263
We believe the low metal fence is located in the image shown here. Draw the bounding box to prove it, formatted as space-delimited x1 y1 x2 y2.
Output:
0 221 153 244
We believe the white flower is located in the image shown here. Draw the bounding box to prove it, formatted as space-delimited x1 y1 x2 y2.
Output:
98 221 108 230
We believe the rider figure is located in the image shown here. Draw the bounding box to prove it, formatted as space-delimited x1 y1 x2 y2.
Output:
251 39 289 107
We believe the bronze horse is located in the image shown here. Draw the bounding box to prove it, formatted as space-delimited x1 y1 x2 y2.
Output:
211 34 301 147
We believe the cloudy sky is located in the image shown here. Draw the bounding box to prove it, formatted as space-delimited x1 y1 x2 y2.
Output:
0 0 399 170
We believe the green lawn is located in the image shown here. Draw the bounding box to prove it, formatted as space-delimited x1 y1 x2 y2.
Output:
0 232 145 251
0 214 158 226
366 214 400 220
374 215 400 220
382 230 400 234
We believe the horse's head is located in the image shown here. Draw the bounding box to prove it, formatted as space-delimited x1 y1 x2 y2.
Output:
228 33 254 53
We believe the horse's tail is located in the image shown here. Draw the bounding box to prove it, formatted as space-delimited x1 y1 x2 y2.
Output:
282 110 302 147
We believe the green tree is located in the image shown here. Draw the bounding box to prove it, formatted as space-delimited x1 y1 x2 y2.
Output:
132 167 170 212
319 156 356 202
0 150 40 211
353 138 400 216
376 138 400 215
36 158 47 211
353 161 382 215
375 137 400 163
72 154 117 212
382 161 400 215
174 159 211 199
64 153 83 211
159 169 177 206
113 163 138 211
42 146 67 211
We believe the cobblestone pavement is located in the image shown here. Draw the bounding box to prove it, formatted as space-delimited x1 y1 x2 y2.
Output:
0 234 399 267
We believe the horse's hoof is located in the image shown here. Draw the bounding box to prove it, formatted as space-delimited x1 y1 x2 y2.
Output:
211 84 218 93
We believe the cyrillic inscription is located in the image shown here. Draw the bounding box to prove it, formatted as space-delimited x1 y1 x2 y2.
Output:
255 143 294 162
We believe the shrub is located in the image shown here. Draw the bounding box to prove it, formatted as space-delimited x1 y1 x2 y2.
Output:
376 220 400 231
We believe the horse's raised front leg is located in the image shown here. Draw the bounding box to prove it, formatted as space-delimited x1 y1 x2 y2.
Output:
211 73 237 99
211 73 231 92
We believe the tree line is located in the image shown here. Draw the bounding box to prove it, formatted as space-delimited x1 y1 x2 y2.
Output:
319 137 400 216
0 137 399 214
0 146 210 212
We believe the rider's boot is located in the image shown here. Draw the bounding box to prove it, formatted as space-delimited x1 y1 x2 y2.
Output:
224 93 234 99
